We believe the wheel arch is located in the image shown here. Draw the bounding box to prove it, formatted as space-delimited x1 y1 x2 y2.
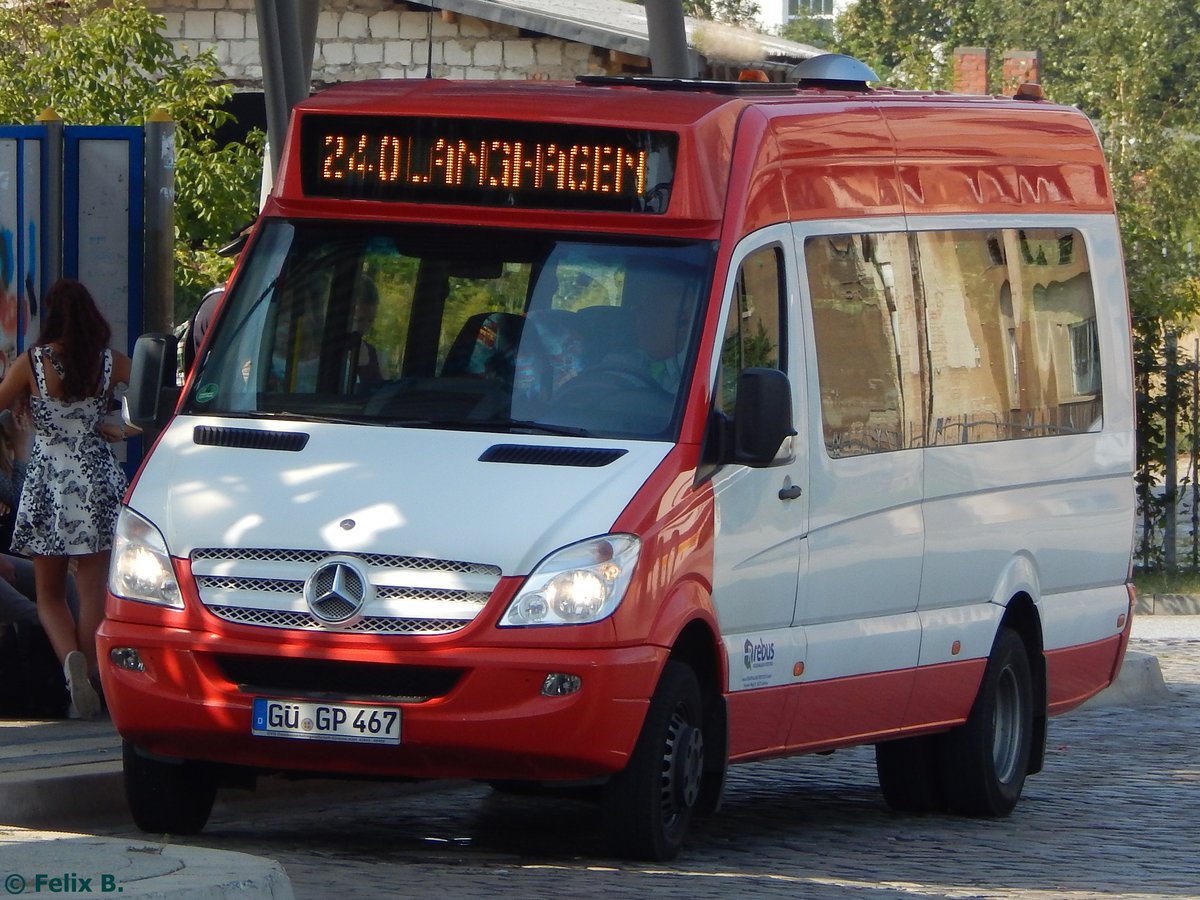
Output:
667 617 728 814
998 591 1047 776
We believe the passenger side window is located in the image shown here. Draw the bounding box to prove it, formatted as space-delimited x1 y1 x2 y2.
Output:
807 227 1102 457
807 232 922 456
716 245 785 415
916 227 1101 443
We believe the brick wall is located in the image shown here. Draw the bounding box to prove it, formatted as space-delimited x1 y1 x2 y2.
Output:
952 47 989 94
1001 50 1041 96
146 0 608 87
952 46 1043 96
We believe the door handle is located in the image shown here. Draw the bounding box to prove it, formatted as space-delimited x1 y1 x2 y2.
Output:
778 484 803 501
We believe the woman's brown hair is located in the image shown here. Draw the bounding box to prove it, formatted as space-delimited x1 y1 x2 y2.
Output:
35 278 112 401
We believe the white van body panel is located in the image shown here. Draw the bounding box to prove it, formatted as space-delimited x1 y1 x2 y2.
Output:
710 225 809 636
131 416 669 576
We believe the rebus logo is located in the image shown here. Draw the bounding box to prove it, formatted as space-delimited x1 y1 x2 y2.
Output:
743 638 775 669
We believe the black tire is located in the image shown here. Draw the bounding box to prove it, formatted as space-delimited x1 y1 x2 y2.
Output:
875 733 944 813
939 628 1034 816
602 661 705 861
123 741 217 835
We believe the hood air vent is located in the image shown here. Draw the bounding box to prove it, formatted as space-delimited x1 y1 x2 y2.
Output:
480 444 627 467
194 426 309 452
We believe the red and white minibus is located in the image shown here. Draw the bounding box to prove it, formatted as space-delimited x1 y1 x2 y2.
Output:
101 54 1135 860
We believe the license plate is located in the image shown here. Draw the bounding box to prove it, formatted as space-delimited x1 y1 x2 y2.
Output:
251 698 401 745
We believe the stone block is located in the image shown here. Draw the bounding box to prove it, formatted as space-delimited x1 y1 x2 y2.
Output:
504 40 535 69
341 12 369 39
214 11 245 40
355 43 385 65
474 41 503 68
534 41 563 67
182 11 216 41
317 11 339 40
443 40 473 66
370 11 400 38
322 42 355 67
383 41 413 66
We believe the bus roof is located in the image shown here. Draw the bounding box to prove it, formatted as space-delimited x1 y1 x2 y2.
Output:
272 77 1113 235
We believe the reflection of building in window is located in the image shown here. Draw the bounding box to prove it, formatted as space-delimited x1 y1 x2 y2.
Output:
808 227 1103 455
1070 318 1100 395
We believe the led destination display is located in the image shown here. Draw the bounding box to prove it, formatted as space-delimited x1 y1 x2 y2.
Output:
300 114 678 213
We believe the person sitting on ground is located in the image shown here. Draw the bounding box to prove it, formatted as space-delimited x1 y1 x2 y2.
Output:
0 405 81 718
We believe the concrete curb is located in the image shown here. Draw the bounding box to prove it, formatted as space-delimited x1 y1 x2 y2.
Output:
0 827 294 899
1081 650 1172 709
1136 593 1200 616
0 762 123 829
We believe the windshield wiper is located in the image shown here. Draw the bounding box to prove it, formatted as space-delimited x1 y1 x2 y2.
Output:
506 419 593 437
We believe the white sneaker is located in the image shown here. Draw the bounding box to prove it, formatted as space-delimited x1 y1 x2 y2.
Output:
64 651 100 720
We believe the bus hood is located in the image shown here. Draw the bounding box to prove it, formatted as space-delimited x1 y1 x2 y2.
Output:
129 417 672 577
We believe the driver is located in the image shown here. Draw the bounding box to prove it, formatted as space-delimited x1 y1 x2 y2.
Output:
602 262 698 393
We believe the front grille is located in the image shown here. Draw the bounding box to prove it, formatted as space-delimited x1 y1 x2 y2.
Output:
192 547 500 577
208 606 472 634
214 654 463 701
191 547 500 635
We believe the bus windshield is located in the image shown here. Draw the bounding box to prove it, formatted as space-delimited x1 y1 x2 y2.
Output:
184 220 715 441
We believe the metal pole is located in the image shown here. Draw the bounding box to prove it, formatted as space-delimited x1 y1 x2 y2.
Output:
644 0 696 78
1165 330 1178 570
1192 339 1198 569
143 109 175 336
36 108 63 296
256 0 319 179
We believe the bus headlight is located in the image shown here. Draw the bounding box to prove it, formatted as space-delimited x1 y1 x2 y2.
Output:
500 535 640 627
109 507 184 609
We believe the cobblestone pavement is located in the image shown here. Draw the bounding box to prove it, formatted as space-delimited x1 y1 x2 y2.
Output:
99 618 1200 900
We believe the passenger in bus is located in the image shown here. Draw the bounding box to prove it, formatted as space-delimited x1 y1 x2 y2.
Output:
351 275 384 386
595 263 697 393
269 270 328 392
513 308 582 402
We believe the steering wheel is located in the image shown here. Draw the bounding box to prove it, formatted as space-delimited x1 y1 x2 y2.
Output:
552 365 667 401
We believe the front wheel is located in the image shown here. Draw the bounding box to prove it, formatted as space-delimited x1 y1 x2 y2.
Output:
602 661 705 861
939 628 1034 816
123 741 217 835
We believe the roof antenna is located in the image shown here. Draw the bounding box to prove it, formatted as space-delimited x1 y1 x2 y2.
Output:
425 6 434 78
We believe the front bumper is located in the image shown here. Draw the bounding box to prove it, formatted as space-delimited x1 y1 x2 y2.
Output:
97 618 664 781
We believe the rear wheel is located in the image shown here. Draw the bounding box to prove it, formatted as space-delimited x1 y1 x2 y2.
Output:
939 628 1034 816
123 741 217 835
602 661 705 861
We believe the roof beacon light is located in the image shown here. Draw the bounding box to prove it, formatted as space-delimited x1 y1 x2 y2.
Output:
1013 82 1046 101
791 53 879 92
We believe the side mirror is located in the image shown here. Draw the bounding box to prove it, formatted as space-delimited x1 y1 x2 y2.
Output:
127 333 181 432
733 368 795 467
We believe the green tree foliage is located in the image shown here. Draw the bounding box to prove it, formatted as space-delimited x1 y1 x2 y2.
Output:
0 0 264 322
634 0 763 29
779 9 833 49
683 0 763 28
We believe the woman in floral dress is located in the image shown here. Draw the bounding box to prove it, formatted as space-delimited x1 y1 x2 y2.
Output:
0 279 131 718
